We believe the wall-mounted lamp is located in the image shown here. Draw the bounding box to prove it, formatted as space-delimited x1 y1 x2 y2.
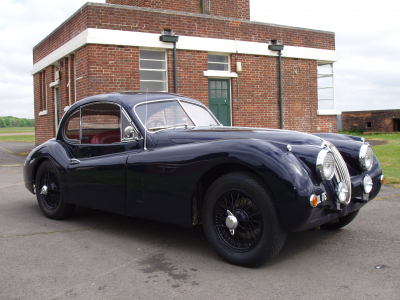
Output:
236 62 242 72
160 29 179 93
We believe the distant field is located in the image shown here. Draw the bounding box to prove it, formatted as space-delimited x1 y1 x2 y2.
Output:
339 131 400 187
0 127 35 134
0 135 35 142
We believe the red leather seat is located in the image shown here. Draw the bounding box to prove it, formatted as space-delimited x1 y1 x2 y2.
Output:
91 130 120 144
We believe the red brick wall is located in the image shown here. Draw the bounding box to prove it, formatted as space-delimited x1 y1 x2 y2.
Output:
87 44 140 95
33 2 337 145
106 0 250 19
33 3 334 63
33 5 88 64
342 110 400 133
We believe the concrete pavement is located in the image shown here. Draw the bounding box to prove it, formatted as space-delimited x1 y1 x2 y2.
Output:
1 141 399 299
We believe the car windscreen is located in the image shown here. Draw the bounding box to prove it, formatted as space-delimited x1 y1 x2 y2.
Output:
180 101 218 126
135 100 219 131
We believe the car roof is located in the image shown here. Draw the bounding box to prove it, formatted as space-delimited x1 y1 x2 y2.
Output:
68 92 204 112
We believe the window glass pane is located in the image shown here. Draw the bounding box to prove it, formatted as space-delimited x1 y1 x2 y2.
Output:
318 87 334 99
140 70 167 81
208 54 229 71
181 102 218 126
222 90 227 98
318 100 334 110
217 90 222 98
81 103 121 144
64 110 80 142
208 63 229 71
135 100 194 131
208 55 228 63
140 60 166 70
318 64 333 74
317 63 335 111
210 90 216 98
210 81 215 89
216 81 221 89
140 50 167 92
140 81 167 92
222 81 227 89
139 50 165 60
317 76 333 87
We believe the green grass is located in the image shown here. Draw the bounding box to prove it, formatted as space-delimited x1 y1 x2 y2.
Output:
339 131 400 186
0 135 35 142
0 127 35 134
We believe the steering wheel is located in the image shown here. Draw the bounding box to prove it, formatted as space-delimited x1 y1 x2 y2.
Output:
146 119 165 128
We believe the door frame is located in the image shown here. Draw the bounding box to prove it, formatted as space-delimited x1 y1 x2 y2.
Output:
208 78 232 126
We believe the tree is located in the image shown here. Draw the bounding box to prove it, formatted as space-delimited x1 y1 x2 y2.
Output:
0 117 5 128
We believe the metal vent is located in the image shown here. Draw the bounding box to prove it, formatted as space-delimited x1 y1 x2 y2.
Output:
327 143 352 204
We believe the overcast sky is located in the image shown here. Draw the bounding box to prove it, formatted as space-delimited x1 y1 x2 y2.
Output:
1 0 399 118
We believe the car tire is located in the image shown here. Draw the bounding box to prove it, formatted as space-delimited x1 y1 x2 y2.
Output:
202 171 287 267
35 160 75 220
321 209 360 230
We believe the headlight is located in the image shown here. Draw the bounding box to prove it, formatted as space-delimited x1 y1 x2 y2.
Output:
359 143 373 171
316 149 335 181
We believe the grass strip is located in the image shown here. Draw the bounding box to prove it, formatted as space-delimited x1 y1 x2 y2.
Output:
339 131 400 186
0 135 35 142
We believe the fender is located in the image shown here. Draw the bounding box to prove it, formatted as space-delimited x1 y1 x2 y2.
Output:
23 139 72 203
126 138 315 230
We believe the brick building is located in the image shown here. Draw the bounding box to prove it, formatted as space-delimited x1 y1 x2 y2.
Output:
342 109 400 133
32 0 339 145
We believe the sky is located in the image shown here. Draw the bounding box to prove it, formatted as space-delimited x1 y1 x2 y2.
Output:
0 0 399 118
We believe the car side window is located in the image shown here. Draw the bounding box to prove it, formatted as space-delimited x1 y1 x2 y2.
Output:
81 103 121 145
64 109 80 143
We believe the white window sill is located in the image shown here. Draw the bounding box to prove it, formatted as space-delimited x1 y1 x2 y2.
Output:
203 71 238 78
317 110 340 116
49 80 60 88
38 110 48 116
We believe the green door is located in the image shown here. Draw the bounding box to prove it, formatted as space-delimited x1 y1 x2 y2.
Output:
208 79 231 126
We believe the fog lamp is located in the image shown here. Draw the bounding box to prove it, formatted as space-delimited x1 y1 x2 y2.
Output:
336 182 349 205
380 175 385 184
363 174 373 194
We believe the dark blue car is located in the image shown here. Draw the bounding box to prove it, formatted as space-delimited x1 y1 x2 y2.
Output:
23 92 384 266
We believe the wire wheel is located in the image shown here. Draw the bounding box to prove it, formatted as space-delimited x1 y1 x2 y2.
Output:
39 170 61 211
213 190 263 252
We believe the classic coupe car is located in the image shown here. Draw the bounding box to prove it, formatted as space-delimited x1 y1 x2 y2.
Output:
24 92 383 266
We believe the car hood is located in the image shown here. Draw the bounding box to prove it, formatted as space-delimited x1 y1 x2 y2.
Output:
166 126 325 147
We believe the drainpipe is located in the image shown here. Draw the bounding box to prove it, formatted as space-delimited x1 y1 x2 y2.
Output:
160 30 179 93
268 41 284 129
201 0 204 14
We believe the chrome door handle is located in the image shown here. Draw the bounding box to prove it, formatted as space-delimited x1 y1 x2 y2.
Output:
69 158 81 165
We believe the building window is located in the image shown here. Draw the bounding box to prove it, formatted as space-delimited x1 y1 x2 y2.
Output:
139 50 167 92
317 63 335 110
208 54 229 71
366 122 372 128
40 70 47 112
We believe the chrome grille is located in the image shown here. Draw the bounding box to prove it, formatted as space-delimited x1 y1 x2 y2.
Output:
327 143 352 204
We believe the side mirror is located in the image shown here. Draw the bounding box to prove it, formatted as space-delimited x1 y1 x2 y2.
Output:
124 126 135 139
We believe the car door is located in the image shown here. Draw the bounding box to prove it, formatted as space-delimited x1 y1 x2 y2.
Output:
65 102 143 214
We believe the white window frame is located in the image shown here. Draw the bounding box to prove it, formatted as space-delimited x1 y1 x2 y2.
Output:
38 70 48 116
317 62 339 115
139 49 168 92
207 53 230 72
